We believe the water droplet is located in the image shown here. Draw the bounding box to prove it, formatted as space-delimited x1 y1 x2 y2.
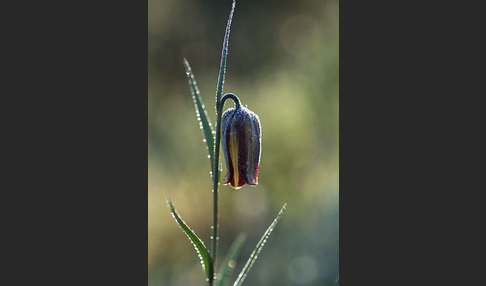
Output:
228 260 236 268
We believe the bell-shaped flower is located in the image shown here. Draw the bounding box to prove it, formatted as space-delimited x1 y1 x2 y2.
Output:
221 105 261 189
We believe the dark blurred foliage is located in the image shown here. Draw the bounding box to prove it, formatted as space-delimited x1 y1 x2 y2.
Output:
149 0 338 285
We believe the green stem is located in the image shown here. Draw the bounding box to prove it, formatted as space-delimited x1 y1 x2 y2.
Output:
210 94 240 286
210 111 221 286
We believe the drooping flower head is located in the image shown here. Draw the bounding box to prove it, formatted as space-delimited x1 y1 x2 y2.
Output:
221 105 261 189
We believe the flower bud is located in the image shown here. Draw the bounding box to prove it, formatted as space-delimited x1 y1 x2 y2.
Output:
221 105 261 189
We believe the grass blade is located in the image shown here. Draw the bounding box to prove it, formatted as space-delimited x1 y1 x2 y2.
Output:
166 197 214 280
233 203 287 286
215 0 236 109
216 234 246 286
183 58 215 175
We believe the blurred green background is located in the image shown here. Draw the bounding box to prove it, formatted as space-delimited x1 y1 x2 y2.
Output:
148 0 338 285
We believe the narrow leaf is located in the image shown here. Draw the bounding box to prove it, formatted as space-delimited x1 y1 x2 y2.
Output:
233 203 287 286
216 234 246 286
166 197 214 280
183 58 215 175
215 0 236 109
